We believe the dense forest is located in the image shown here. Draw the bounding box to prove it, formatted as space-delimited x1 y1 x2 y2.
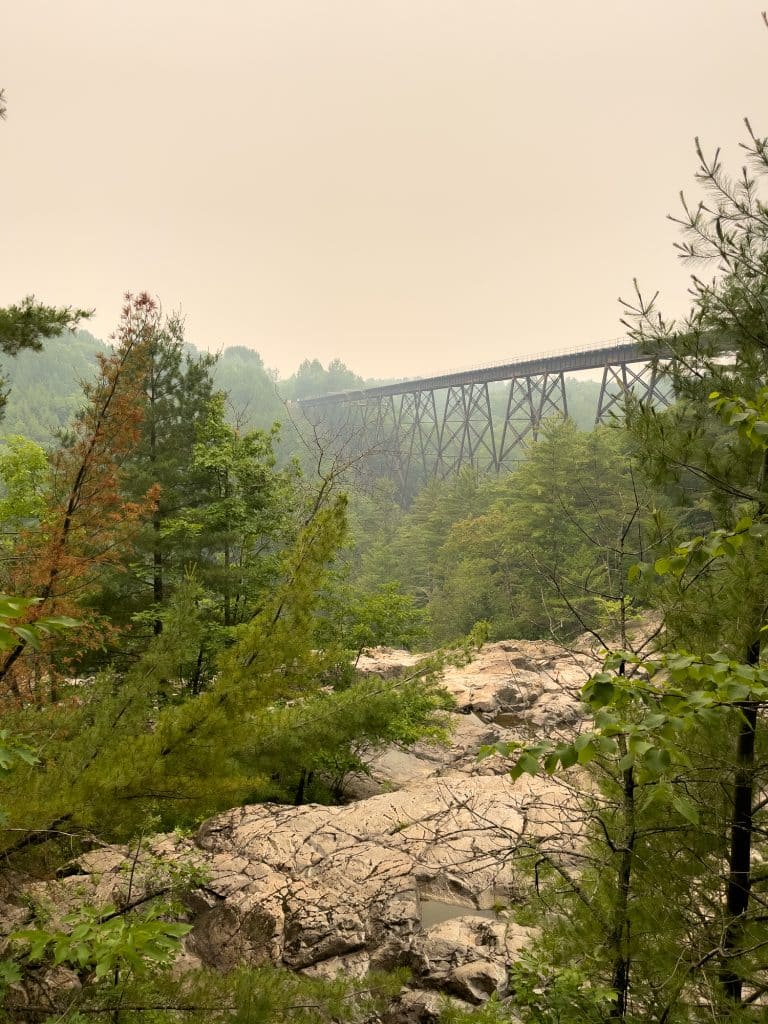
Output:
4 114 768 1024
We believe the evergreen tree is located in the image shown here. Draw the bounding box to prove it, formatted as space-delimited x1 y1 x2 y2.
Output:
350 424 658 646
621 124 768 1011
104 310 218 636
503 123 768 1021
155 394 300 690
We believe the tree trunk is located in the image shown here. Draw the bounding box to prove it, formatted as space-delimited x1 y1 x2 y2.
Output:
720 637 759 1004
223 539 231 627
608 746 636 1020
719 424 768 1003
608 645 636 1023
294 769 307 805
189 645 205 696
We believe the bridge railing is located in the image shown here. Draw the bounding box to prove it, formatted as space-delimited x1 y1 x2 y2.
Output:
403 335 629 382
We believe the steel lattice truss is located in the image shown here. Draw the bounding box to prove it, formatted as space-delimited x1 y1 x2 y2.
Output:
596 361 671 421
297 341 672 501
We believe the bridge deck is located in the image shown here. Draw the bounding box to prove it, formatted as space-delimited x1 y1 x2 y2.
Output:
298 340 648 406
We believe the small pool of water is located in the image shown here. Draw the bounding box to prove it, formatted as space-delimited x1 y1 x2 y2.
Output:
491 711 525 729
419 899 500 928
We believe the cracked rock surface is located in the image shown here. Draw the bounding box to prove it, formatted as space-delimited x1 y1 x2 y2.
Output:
7 639 597 1017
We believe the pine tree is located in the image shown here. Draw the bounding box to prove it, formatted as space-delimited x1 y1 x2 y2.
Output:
101 310 217 637
621 124 768 1011
0 294 158 702
503 123 768 1021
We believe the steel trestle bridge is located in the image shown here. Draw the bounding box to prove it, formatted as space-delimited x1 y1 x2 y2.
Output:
297 340 669 499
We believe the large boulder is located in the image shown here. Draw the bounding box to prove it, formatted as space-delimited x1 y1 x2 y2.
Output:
13 767 576 1003
407 915 534 1002
6 635 595 1014
356 640 594 727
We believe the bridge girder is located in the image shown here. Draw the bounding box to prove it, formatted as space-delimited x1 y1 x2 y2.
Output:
596 361 671 422
297 343 669 502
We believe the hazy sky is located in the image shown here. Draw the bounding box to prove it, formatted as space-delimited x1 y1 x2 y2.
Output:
3 1 767 379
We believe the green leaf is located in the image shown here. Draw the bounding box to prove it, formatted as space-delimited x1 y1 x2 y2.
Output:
0 960 21 988
642 746 672 776
40 615 79 628
641 781 672 811
577 740 596 765
12 626 40 650
628 737 653 758
586 679 616 708
556 743 579 770
515 751 540 776
672 794 700 824
719 681 753 702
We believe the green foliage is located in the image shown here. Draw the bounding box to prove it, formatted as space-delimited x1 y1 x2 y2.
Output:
0 297 91 358
0 594 77 653
93 311 218 636
0 960 20 995
492 640 768 790
509 952 615 1023
0 304 92 425
15 964 408 1024
163 392 300 633
94 333 303 679
5 906 406 1022
0 729 38 778
0 330 275 450
194 964 406 1024
711 387 768 448
212 345 288 436
244 669 454 801
494 122 768 1022
352 422 657 646
0 491 458 836
438 995 513 1023
0 435 49 542
0 329 107 444
12 903 191 981
281 357 364 401
351 467 495 640
317 579 430 663
348 583 430 656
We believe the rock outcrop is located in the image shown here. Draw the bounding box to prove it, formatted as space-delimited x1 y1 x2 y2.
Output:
7 638 597 1017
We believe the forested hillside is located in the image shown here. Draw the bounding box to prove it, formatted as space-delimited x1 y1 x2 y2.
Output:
0 329 108 443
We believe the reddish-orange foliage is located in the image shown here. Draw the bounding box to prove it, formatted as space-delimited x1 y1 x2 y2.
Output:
1 293 161 701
